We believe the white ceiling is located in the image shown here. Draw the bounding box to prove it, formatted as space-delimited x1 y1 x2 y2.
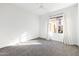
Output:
14 3 75 15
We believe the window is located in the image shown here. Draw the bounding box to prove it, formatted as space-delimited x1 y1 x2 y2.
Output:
49 16 64 33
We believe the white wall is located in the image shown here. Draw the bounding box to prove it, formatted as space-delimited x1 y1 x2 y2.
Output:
0 4 39 48
39 15 49 39
39 4 78 45
77 4 79 45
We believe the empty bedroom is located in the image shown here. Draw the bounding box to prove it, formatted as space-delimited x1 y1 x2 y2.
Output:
0 3 79 56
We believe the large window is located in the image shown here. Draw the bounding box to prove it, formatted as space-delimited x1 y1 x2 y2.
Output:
49 16 64 33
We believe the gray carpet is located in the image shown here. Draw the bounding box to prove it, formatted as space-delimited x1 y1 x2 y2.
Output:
0 38 79 56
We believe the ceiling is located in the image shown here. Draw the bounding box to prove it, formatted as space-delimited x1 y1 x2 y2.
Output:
14 3 75 15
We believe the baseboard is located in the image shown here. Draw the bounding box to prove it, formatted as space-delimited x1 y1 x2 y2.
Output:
0 34 39 49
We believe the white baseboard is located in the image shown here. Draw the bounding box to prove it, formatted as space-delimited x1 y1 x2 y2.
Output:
0 34 39 48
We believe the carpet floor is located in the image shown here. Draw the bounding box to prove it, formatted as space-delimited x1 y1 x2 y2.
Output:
0 38 79 56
